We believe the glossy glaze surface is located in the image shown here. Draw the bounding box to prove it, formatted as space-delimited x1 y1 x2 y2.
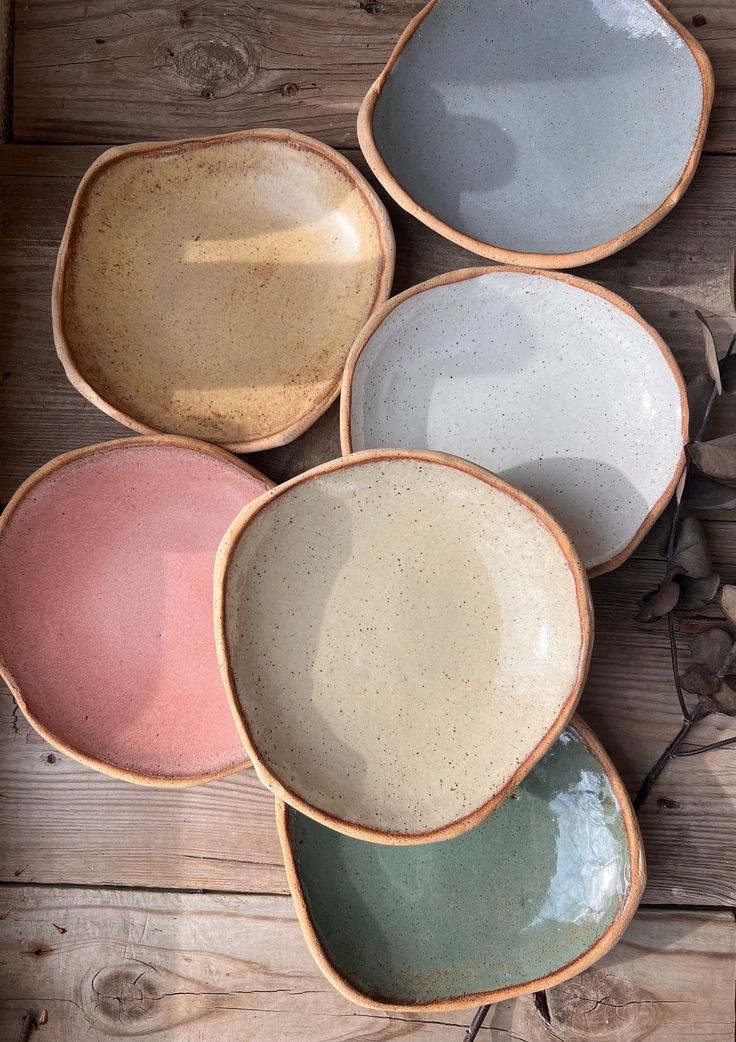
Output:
55 130 392 450
219 451 590 841
0 439 269 782
364 0 708 261
345 270 686 574
283 722 640 1008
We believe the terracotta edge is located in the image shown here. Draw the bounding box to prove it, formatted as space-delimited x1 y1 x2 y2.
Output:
340 265 689 578
356 0 714 269
214 447 593 845
275 712 646 1012
51 129 396 452
0 434 273 787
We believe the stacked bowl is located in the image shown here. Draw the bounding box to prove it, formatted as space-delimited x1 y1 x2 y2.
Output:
0 0 713 1015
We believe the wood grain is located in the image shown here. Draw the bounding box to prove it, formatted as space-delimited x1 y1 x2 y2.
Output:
0 889 732 1042
4 144 736 901
9 2 736 154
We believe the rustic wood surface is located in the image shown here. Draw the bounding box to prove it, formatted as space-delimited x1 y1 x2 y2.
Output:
0 891 733 1042
3 1 736 1038
8 1 736 153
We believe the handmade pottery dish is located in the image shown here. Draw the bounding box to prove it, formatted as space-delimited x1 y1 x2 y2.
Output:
342 268 687 577
53 129 394 451
215 449 592 843
358 0 713 267
278 716 645 1010
0 436 272 785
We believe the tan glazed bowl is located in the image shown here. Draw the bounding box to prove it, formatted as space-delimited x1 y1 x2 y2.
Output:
53 129 395 452
215 449 593 844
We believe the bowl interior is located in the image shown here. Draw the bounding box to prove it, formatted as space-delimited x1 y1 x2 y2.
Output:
59 134 389 448
370 0 704 255
347 270 685 573
221 452 589 839
283 721 639 1007
0 440 268 782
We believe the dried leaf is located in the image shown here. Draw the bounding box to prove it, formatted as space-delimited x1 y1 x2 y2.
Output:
721 585 736 626
37 1009 48 1027
686 371 715 439
681 663 721 696
695 310 722 393
689 435 736 484
730 246 736 313
690 627 732 672
684 473 736 511
700 679 736 716
675 469 687 503
636 579 680 622
670 516 712 578
678 572 720 609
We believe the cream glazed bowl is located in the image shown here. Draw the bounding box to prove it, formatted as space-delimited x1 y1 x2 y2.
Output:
53 129 395 452
215 449 593 844
342 267 687 577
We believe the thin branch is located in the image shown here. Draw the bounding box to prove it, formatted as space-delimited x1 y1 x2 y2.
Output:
463 1004 491 1042
674 733 736 756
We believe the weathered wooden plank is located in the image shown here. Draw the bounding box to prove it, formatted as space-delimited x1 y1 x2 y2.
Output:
0 692 287 893
3 144 736 901
11 0 424 147
10 2 736 152
0 889 732 1042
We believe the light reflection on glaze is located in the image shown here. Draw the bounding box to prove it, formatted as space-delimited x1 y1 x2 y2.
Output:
287 725 634 1005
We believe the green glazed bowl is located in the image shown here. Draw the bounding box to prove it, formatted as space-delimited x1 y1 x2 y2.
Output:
277 716 645 1011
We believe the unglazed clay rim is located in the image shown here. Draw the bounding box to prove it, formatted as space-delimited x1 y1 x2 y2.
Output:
215 447 594 844
276 713 646 1012
340 266 689 579
52 128 396 452
357 0 714 269
0 435 274 787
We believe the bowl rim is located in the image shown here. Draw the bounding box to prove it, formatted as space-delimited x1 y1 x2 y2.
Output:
214 447 594 844
356 0 714 269
340 265 689 579
0 434 273 787
51 128 396 452
275 713 646 1012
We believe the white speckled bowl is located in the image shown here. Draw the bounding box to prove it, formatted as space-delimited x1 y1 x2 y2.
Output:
342 268 687 577
358 0 713 267
215 449 592 844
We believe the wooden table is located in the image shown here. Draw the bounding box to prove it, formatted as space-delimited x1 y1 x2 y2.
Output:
1 3 736 1039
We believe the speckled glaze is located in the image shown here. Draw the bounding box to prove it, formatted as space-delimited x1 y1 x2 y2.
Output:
0 437 271 785
342 268 687 577
358 0 713 267
53 129 394 451
215 449 592 844
278 717 645 1011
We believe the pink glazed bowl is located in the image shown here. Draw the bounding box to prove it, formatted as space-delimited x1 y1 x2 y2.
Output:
0 436 271 785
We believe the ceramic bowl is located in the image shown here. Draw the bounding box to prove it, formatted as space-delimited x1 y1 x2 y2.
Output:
278 716 645 1010
53 129 394 452
0 436 272 785
215 449 592 843
342 268 687 577
358 0 713 267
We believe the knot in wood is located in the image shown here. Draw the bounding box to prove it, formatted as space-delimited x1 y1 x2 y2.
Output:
164 35 256 96
90 966 154 1026
544 970 662 1041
